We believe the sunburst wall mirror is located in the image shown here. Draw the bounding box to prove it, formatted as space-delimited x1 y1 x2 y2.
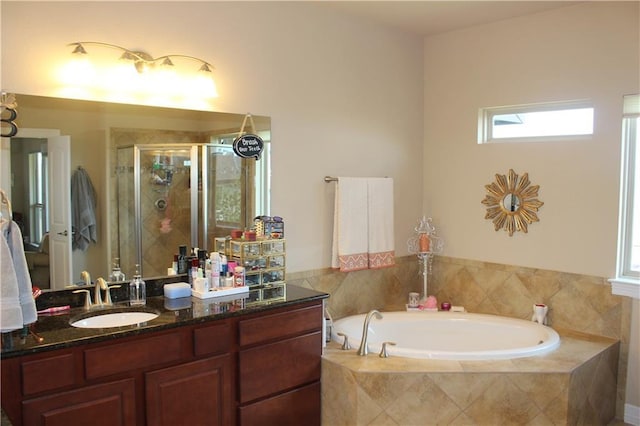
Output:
481 169 544 236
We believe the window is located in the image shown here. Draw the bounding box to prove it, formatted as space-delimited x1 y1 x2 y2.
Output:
479 100 594 143
27 151 48 244
612 94 640 299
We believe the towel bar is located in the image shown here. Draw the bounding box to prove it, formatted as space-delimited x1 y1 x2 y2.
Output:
324 176 390 183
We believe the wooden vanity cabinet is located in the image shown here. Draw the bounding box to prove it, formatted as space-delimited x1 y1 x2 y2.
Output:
1 299 324 426
2 321 234 426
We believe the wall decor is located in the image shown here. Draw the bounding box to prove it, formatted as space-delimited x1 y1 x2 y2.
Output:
481 169 544 236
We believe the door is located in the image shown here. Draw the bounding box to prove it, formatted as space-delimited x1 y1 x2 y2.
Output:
48 135 72 290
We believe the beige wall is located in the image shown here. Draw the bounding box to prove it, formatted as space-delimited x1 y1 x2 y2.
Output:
423 1 639 278
422 1 639 416
0 1 425 274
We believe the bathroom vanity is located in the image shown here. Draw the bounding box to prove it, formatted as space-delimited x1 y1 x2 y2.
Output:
1 284 327 426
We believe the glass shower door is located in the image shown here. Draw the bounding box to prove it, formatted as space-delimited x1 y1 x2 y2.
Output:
117 145 197 278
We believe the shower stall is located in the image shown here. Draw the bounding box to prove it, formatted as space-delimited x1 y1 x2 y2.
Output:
115 141 267 278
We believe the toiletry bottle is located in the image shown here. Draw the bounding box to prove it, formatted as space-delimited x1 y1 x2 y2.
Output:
220 254 228 276
177 245 188 274
189 258 199 287
109 258 126 282
234 266 245 287
210 252 220 288
225 275 234 287
198 249 207 270
129 264 146 306
171 255 178 274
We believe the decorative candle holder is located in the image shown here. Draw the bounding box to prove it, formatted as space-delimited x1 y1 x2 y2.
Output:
407 216 444 301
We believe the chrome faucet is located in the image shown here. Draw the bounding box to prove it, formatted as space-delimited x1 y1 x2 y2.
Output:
357 310 383 356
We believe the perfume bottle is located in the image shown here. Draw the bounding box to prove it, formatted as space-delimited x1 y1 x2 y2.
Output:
129 264 146 306
109 258 126 282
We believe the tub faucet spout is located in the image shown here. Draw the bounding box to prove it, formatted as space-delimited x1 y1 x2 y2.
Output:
357 310 383 356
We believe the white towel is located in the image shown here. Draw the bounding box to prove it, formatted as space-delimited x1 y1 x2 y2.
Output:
332 178 369 271
367 178 395 269
1 219 37 332
331 177 395 272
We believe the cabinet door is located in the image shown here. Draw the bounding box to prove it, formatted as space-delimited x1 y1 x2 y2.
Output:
22 378 136 426
145 355 233 426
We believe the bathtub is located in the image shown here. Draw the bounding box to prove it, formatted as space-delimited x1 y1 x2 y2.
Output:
331 311 560 360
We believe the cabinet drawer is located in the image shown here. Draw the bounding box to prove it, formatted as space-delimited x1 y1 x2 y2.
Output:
23 378 136 426
194 321 232 357
239 381 320 426
239 304 322 347
239 331 321 403
22 352 77 396
84 332 186 379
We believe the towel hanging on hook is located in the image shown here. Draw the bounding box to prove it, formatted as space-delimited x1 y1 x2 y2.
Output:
0 188 13 220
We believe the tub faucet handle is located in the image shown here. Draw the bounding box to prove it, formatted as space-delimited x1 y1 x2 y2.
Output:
379 341 396 358
336 332 351 350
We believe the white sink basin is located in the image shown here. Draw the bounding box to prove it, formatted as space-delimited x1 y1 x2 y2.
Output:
70 312 158 328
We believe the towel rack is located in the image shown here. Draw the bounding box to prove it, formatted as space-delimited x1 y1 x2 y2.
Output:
324 176 390 183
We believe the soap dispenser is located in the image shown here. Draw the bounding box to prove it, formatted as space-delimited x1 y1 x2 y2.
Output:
129 264 146 306
109 258 126 282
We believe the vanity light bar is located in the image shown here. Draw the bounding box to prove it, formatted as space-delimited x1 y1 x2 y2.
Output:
69 42 215 75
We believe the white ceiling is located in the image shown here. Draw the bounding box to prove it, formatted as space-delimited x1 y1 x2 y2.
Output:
322 1 580 37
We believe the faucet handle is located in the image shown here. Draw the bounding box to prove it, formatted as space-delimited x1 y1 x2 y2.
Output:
379 341 396 358
73 289 92 310
336 332 351 350
104 285 121 306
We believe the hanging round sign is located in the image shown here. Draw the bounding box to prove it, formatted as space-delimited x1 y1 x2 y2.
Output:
233 134 264 160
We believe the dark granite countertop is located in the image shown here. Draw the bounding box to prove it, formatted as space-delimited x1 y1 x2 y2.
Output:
1 283 328 359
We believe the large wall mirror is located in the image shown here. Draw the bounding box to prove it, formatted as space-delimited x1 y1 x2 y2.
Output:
4 94 270 290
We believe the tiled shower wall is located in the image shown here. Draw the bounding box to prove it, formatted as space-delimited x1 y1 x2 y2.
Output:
287 255 632 419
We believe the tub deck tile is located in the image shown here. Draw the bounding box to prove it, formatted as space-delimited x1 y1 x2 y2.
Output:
322 331 619 426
